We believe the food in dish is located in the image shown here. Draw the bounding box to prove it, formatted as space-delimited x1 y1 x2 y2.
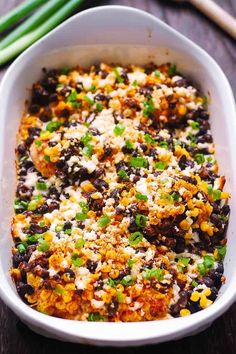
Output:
11 62 230 321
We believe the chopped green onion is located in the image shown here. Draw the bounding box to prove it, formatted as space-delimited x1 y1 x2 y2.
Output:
107 277 116 288
114 123 125 136
113 68 124 83
203 255 215 269
127 259 135 268
36 181 47 191
154 161 166 170
38 239 50 252
46 121 62 132
135 214 147 228
132 80 138 87
160 141 168 149
130 156 148 168
128 231 143 246
83 144 93 157
217 245 227 259
120 275 134 286
0 0 85 66
64 229 72 235
35 140 42 147
194 153 205 164
66 89 81 108
14 198 28 211
97 214 111 228
154 70 161 78
60 66 70 75
178 257 190 267
117 169 128 179
17 243 27 253
75 238 85 249
190 121 200 130
142 268 164 281
28 195 42 211
192 280 198 288
168 64 177 76
71 254 83 267
135 193 148 202
171 192 180 202
81 132 92 146
0 0 48 33
88 313 105 321
96 103 104 112
44 155 51 162
90 84 97 93
197 263 206 275
213 189 221 201
75 212 87 221
125 139 134 150
79 201 89 213
117 291 124 303
84 95 94 106
143 99 155 117
144 133 156 145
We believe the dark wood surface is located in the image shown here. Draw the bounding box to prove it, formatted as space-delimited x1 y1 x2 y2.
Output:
0 1 235 353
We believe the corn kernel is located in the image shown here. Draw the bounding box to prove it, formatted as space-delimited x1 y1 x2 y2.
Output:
178 104 187 116
190 291 200 302
180 219 190 231
180 309 191 317
81 180 95 192
202 287 211 297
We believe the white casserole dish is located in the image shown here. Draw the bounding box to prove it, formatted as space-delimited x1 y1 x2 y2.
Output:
0 5 236 347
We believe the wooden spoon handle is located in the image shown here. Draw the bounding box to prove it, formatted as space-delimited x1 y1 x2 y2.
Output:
189 0 236 39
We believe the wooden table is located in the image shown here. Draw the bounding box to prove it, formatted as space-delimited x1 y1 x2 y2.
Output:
0 1 235 353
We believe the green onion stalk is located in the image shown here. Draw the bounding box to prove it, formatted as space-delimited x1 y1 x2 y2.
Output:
0 0 48 33
0 0 68 50
0 0 84 66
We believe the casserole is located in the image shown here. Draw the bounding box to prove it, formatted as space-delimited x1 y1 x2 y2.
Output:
0 5 236 346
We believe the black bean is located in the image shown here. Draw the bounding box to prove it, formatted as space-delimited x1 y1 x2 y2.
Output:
29 223 48 234
88 198 104 212
93 179 108 191
16 282 34 298
121 145 134 154
170 303 180 317
107 300 119 317
86 260 98 273
17 143 27 155
202 276 214 288
48 202 59 212
64 268 75 278
140 144 148 152
209 287 218 301
93 168 105 178
175 79 189 88
88 127 101 136
178 155 194 170
28 127 41 138
63 222 72 231
197 134 213 144
39 106 52 122
28 104 40 114
216 261 224 274
12 253 25 268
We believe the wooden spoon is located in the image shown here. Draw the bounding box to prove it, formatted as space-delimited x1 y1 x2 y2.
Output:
172 0 236 40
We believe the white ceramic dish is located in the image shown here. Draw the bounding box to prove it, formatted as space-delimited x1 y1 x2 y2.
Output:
0 5 236 347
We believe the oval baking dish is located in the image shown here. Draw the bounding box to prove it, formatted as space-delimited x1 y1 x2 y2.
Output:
0 5 236 347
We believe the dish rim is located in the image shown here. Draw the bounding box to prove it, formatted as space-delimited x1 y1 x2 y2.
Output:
0 5 236 346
